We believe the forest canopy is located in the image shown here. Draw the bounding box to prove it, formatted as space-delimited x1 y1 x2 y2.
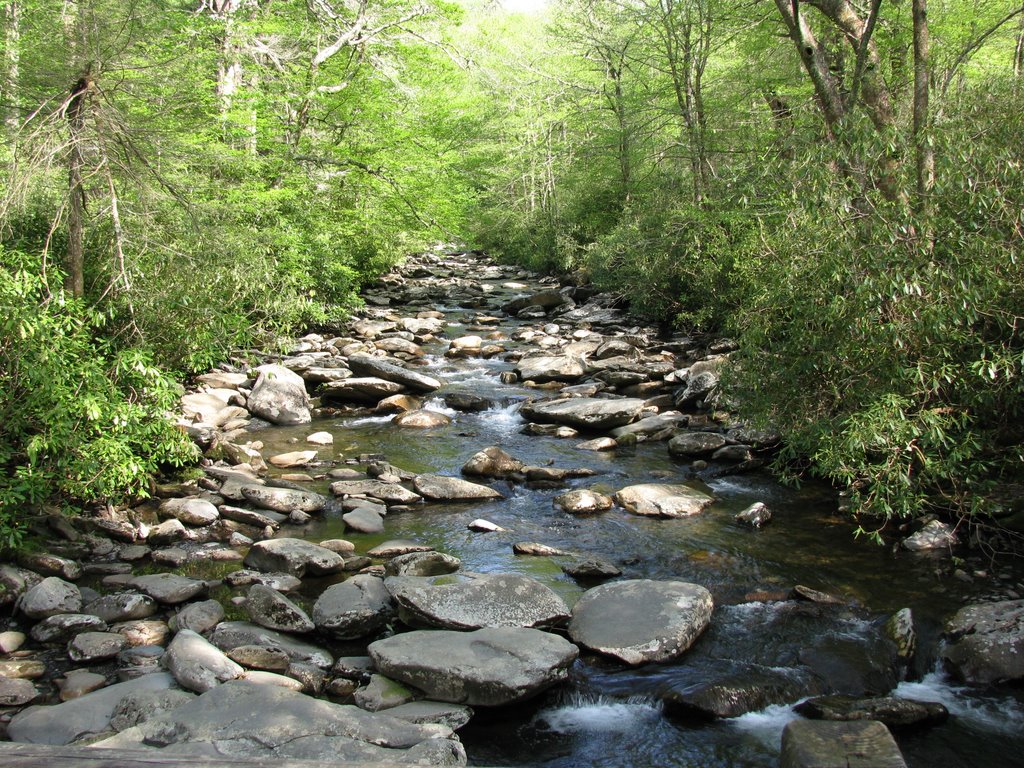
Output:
1 0 1022 543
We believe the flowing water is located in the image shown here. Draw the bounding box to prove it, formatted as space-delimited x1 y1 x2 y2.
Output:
247 265 1024 767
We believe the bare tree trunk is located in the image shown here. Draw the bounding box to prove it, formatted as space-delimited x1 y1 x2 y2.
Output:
3 1 19 139
1014 15 1024 86
65 73 90 298
912 0 933 205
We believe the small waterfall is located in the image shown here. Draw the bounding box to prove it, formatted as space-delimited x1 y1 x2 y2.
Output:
896 670 1024 734
533 693 663 734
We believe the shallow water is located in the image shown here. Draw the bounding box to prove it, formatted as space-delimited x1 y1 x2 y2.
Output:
247 271 1024 767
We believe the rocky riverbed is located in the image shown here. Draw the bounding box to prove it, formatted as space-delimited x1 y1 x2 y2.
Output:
1 249 1023 767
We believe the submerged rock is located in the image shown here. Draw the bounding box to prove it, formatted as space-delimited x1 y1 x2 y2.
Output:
942 599 1024 684
794 694 948 728
780 719 908 768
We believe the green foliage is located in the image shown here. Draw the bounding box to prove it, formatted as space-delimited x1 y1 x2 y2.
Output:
0 248 196 544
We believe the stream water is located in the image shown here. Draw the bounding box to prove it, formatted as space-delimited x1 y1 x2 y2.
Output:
245 261 1024 767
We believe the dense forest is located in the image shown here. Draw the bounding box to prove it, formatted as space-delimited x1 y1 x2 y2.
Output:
1 0 1022 546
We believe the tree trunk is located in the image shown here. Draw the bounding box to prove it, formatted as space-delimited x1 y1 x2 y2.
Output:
912 0 933 206
65 73 90 298
3 1 19 139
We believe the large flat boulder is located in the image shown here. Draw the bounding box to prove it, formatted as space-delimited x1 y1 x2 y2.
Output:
614 483 714 518
413 474 503 502
321 377 405 404
347 353 442 393
369 627 578 706
780 719 907 768
386 573 570 630
519 397 645 431
568 579 713 665
91 680 465 765
7 672 175 745
240 484 328 514
210 621 333 669
942 599 1024 684
244 538 346 578
247 364 311 425
515 355 586 383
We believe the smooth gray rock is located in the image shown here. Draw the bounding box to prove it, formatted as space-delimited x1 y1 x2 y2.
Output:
370 627 578 707
0 677 38 706
19 577 82 619
211 621 333 669
85 592 158 623
163 629 244 692
244 538 346 578
942 599 1024 684
7 672 174 745
146 518 188 546
322 376 405 404
393 409 452 428
735 502 772 528
109 688 196 732
240 484 328 513
461 446 524 478
519 397 645 431
343 506 385 534
385 700 474 730
354 673 418 712
169 599 225 635
568 579 713 665
610 412 686 439
67 631 126 662
413 474 503 502
554 489 614 515
30 613 107 644
160 497 219 526
780 719 908 768
348 353 442 393
246 584 314 634
91 680 463 764
902 519 958 551
668 431 728 457
247 364 311 425
128 574 208 605
385 551 461 577
515 354 586 383
330 479 422 505
385 572 570 630
794 695 949 728
312 575 396 639
675 370 719 408
615 483 714 518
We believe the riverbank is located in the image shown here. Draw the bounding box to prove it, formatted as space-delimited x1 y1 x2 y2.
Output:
1 249 1023 766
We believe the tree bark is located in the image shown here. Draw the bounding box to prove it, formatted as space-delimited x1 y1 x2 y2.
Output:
3 1 19 138
912 0 932 207
65 73 91 298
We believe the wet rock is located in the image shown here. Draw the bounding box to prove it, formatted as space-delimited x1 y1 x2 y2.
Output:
375 393 422 413
211 621 333 669
444 392 493 412
247 364 311 425
576 437 617 451
127 573 208 605
269 450 319 468
164 629 244 692
611 412 686 439
414 474 503 501
369 627 578 707
791 585 847 605
322 376 405 404
462 446 525 478
84 592 158 623
0 676 38 706
562 558 621 581
240 484 328 514
515 354 586 383
902 519 957 551
7 671 175 745
228 644 291 671
735 502 771 528
663 662 813 719
223 570 303 592
520 397 645 431
0 565 43 607
306 431 334 445
711 445 754 462
394 409 452 428
667 431 728 457
615 483 714 518
312 575 396 640
93 679 463 764
160 497 219 526
780 719 908 768
18 576 82 619
246 584 315 634
112 619 170 648
942 599 1024 684
68 631 127 662
554 489 614 515
384 551 461 577
0 658 46 680
18 552 82 580
885 608 916 663
30 613 107 644
146 518 188 546
795 694 949 728
348 353 442 393
219 504 283 529
244 538 346 578
569 579 713 665
385 572 570 631
169 599 225 635
674 371 719 409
